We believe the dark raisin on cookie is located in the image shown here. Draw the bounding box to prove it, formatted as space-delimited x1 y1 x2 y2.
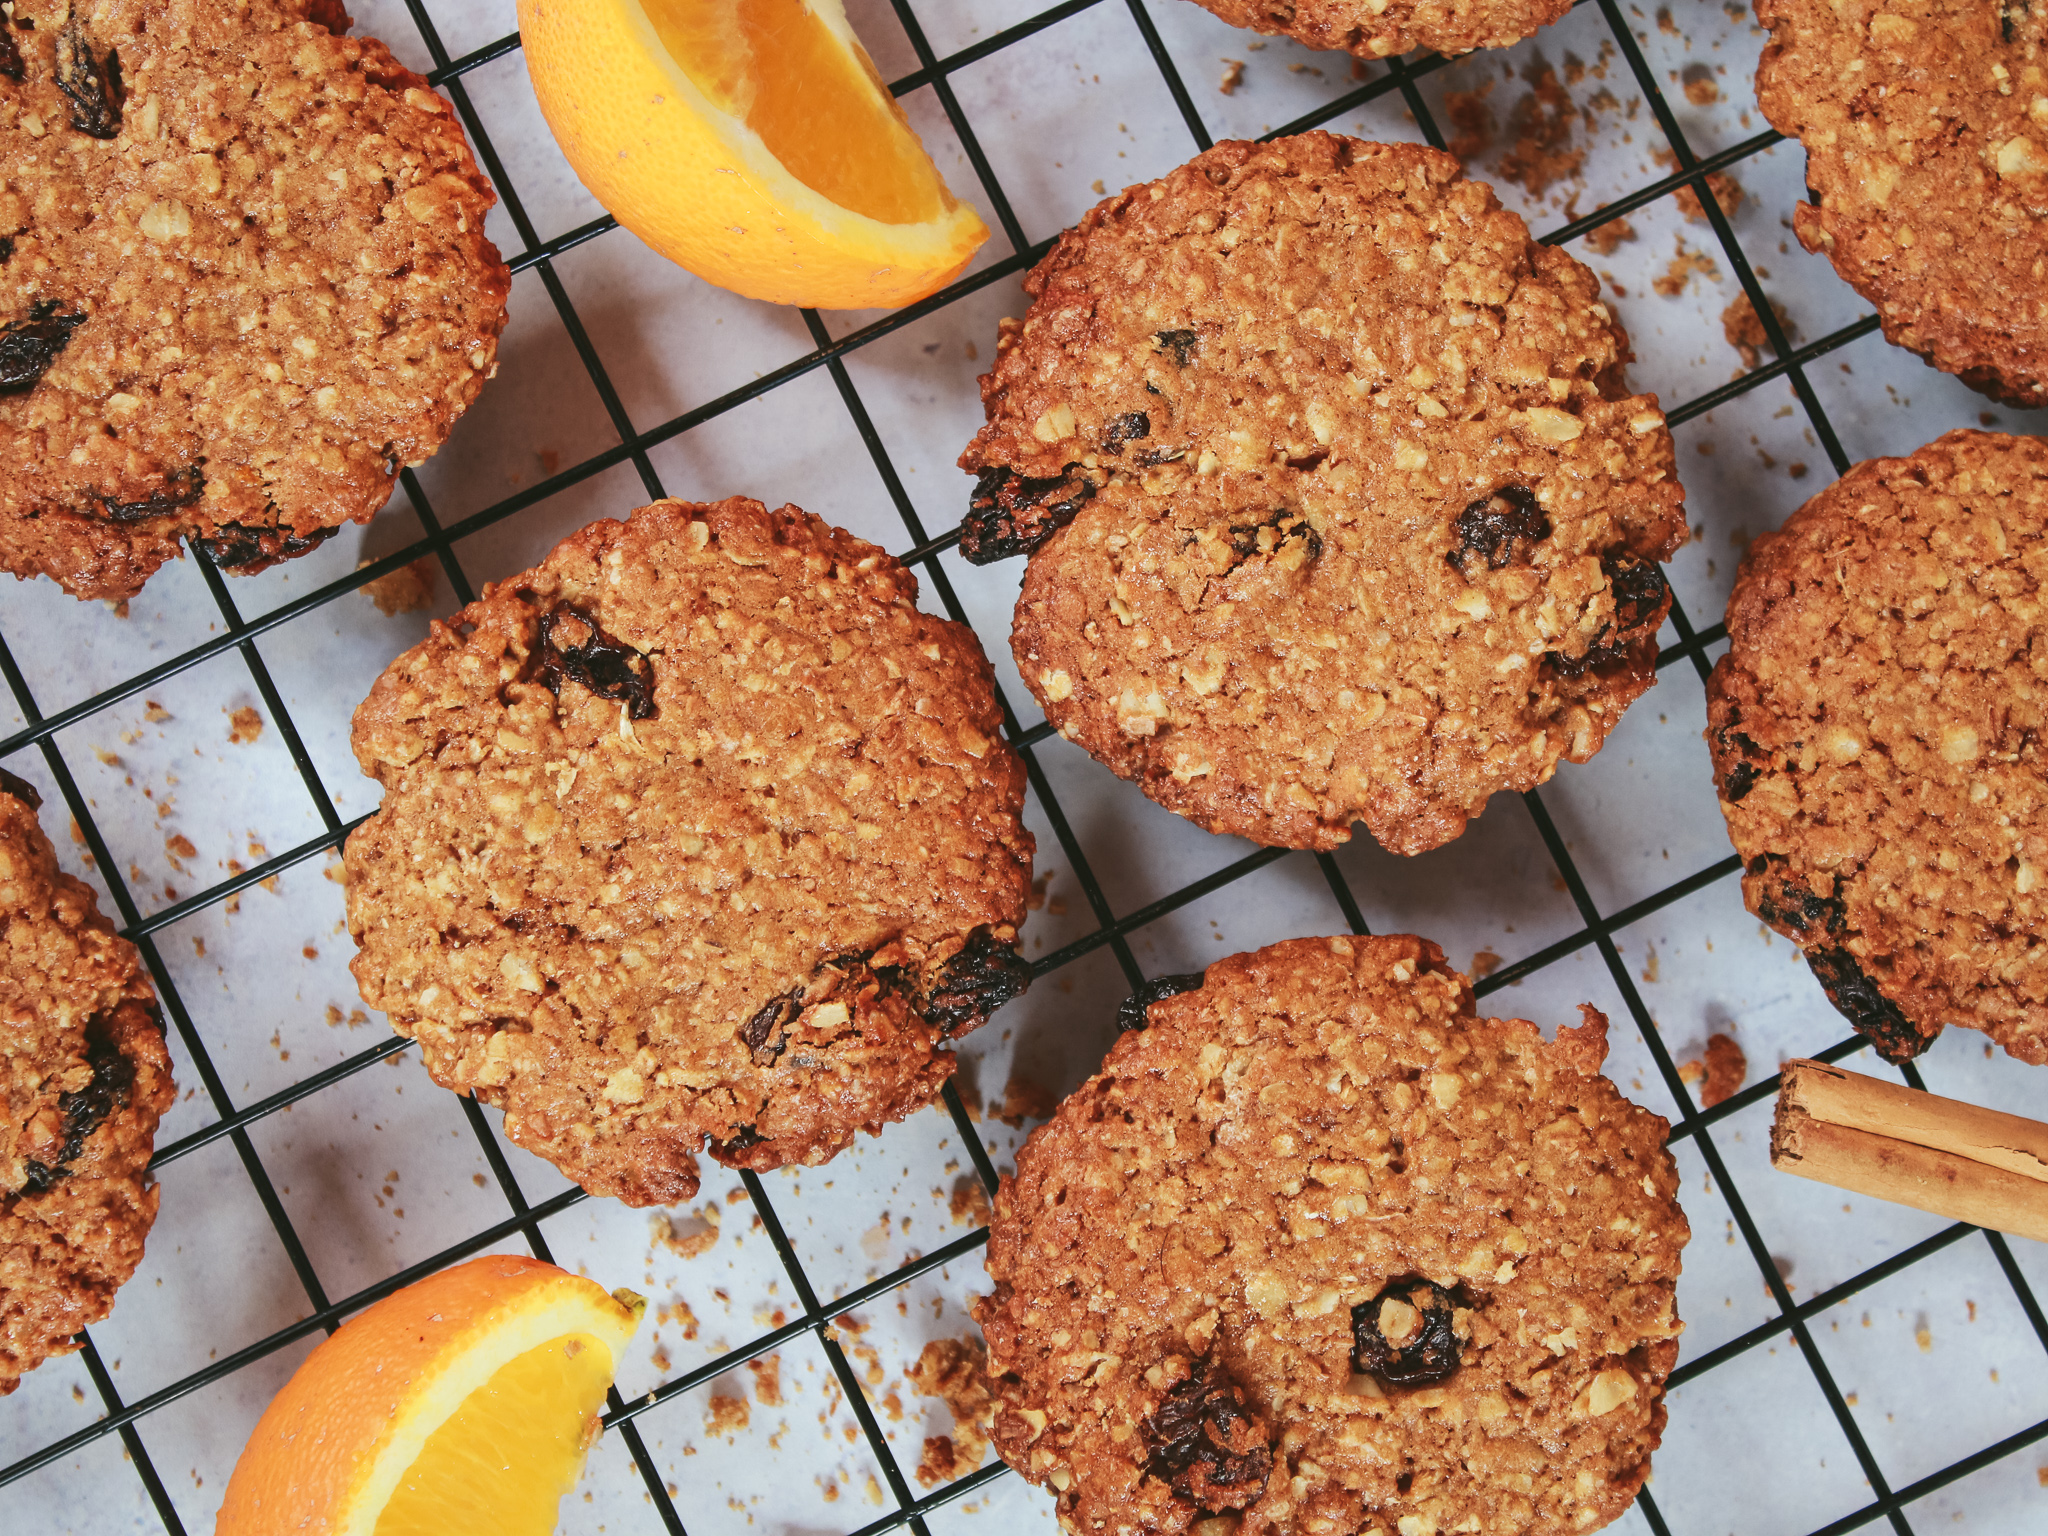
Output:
1117 972 1208 1033
534 602 658 720
1227 509 1322 566
1722 760 1760 802
916 927 1031 1035
1351 1278 1463 1386
0 24 21 83
18 1014 141 1194
0 766 41 809
194 520 339 570
1805 948 1935 1063
1545 555 1672 677
54 21 122 140
1754 879 1846 941
711 1123 764 1158
1102 411 1151 454
90 466 205 524
1152 329 1199 367
1449 486 1550 574
0 301 87 394
961 464 1098 564
1139 1356 1273 1510
741 987 804 1066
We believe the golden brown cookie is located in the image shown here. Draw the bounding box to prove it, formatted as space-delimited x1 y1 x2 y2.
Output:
976 935 1688 1536
344 498 1036 1207
1755 0 2048 405
1708 430 2048 1064
2 769 174 1396
0 0 509 601
1185 0 1572 59
961 135 1686 854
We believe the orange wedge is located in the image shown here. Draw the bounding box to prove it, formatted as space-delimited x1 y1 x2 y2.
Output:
216 1254 643 1536
519 0 990 308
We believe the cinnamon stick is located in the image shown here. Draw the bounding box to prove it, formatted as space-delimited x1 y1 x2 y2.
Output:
1770 1059 2048 1243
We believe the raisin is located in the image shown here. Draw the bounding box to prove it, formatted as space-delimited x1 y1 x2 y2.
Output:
535 602 657 720
1139 1357 1272 1510
1450 486 1549 574
2003 0 2023 42
1102 411 1151 453
1134 446 1186 468
1351 1278 1463 1386
741 987 803 1065
0 25 21 83
1805 948 1934 1063
55 22 121 140
1545 555 1671 677
90 466 205 524
1117 971 1206 1033
1755 880 1845 939
19 1015 139 1192
960 464 1095 563
1153 329 1199 367
195 520 338 571
0 237 14 264
1723 761 1759 802
0 767 41 810
918 927 1031 1035
1227 509 1322 565
0 300 86 394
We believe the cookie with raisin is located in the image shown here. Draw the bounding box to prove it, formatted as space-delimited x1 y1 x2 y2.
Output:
344 498 1036 1206
0 0 509 602
1185 0 1572 60
1 768 175 1395
975 935 1688 1536
1755 0 2048 405
1709 430 2048 1064
960 135 1686 855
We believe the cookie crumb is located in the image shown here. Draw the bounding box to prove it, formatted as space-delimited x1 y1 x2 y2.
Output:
909 1336 996 1487
360 556 438 616
1497 65 1584 198
1721 293 1789 370
747 1354 783 1407
227 707 264 745
651 1204 720 1259
704 1393 750 1438
1219 60 1244 96
1469 949 1502 980
1584 211 1636 255
1681 65 1719 106
1443 86 1494 163
1653 244 1721 297
949 1175 992 1227
1682 1032 1746 1107
1674 173 1744 225
996 1069 1057 1127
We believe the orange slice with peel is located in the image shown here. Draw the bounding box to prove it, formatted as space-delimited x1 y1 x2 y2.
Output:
216 1254 643 1536
519 0 990 309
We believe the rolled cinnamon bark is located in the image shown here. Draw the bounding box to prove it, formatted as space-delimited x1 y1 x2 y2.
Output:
1771 1060 2048 1243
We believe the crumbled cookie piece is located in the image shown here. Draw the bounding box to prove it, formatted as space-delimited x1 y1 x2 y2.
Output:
345 498 1035 1204
964 135 1686 854
1756 0 2048 404
976 934 1687 1536
1710 430 2048 1063
1 772 174 1394
0 0 509 600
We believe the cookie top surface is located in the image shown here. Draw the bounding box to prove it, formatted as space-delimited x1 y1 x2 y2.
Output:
1 771 174 1396
962 135 1686 854
1708 430 2048 1065
1755 0 2048 405
1188 0 1572 59
344 498 1036 1207
0 0 509 602
975 934 1687 1536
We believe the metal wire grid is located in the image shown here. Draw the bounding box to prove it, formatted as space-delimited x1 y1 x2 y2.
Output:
0 0 2041 1531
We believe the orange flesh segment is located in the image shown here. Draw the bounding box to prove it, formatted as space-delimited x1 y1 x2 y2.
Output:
372 1332 614 1536
644 0 952 225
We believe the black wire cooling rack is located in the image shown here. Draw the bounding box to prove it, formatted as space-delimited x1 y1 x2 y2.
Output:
4 1 2046 1532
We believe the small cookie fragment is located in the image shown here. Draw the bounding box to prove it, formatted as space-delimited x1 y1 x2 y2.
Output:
1709 430 2048 1064
344 498 1035 1205
1184 0 1573 60
976 934 1688 1536
963 135 1685 854
2 770 175 1394
1755 0 2048 404
0 0 510 601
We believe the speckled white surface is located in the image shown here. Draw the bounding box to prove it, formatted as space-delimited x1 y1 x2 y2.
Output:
4 2 2048 1534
